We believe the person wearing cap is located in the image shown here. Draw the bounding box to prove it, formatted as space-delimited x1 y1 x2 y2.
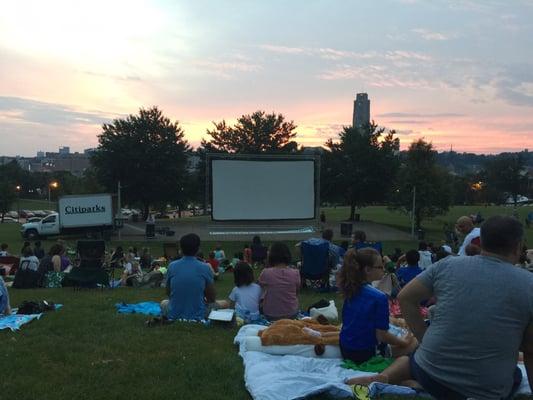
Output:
456 216 480 256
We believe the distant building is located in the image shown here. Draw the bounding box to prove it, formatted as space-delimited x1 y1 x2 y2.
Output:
352 93 370 128
36 151 45 158
59 146 70 155
301 146 324 155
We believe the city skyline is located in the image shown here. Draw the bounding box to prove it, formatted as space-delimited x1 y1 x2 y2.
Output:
1 0 533 156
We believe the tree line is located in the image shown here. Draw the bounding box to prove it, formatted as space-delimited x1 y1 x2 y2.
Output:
1 106 530 228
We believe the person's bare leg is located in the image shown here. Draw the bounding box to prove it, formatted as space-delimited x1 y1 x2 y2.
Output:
345 356 412 386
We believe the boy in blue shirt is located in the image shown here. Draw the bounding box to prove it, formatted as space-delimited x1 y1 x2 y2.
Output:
396 250 423 288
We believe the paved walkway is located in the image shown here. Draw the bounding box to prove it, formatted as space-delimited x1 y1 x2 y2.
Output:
119 219 412 242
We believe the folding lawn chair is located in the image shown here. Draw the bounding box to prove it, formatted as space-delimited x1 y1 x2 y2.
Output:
300 238 330 290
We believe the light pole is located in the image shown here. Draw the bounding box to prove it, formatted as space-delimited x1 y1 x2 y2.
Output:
48 181 59 207
15 185 21 222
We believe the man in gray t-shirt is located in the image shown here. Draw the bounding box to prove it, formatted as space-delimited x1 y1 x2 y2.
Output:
346 216 533 399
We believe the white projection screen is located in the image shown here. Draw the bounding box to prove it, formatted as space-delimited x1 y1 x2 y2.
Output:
211 159 316 220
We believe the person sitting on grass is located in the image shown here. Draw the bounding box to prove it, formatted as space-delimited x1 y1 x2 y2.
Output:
217 262 262 322
13 246 43 289
213 244 226 263
338 248 416 364
0 243 9 257
33 241 45 260
346 216 533 400
206 252 220 277
243 244 252 265
395 250 423 288
0 275 11 315
120 253 143 286
161 233 216 320
258 242 300 321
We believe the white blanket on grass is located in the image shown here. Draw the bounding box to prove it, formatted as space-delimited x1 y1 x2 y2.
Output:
234 325 532 400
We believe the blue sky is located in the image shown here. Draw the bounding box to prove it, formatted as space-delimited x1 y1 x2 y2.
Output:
1 0 532 155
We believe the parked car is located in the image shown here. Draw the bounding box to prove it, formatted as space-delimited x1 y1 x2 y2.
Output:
154 212 170 219
6 211 18 219
19 210 35 219
33 210 48 218
1 216 18 223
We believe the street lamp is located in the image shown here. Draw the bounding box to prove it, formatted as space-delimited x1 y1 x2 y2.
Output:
15 185 21 222
48 181 59 206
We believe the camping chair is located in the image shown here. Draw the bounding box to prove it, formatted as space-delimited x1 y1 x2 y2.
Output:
66 240 108 289
300 239 330 290
0 256 20 276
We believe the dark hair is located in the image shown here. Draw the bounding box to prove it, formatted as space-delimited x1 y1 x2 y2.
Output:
267 242 291 266
0 243 7 250
252 235 261 245
208 251 215 258
340 241 349 251
338 248 380 299
34 241 42 248
418 241 428 250
322 229 334 241
435 249 449 261
481 216 523 255
234 262 254 287
22 246 34 257
180 233 201 256
49 243 64 256
405 249 420 265
353 231 366 242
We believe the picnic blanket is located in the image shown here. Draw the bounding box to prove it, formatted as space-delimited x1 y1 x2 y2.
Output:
235 325 532 400
115 301 161 316
235 324 357 400
0 304 63 332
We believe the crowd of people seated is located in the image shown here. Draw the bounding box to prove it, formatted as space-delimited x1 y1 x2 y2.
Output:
1 212 533 399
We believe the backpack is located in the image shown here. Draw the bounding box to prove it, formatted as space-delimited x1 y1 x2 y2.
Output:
17 300 55 314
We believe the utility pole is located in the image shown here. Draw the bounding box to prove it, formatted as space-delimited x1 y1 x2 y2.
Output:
117 181 122 241
411 186 416 238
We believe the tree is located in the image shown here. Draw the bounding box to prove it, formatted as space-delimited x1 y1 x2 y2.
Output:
323 122 400 220
91 107 191 219
201 110 298 153
483 153 528 205
0 181 17 223
390 139 452 230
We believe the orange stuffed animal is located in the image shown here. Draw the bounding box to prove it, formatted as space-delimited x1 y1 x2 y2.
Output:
258 319 340 346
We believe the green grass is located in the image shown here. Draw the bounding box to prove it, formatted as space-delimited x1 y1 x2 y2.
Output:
2 205 533 399
16 198 57 211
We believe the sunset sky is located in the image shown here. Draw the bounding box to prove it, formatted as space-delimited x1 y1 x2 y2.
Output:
1 0 532 156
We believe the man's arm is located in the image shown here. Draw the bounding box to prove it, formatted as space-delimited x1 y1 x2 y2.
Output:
398 278 433 342
204 282 216 304
520 323 533 391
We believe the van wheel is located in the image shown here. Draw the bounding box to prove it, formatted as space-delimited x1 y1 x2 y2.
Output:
26 229 39 240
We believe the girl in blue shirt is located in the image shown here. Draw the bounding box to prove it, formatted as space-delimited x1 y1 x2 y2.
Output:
338 248 414 363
